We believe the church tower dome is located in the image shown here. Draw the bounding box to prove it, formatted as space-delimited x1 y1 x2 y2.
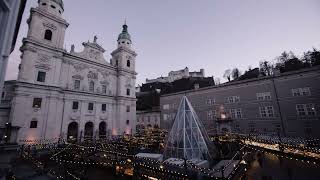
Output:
38 0 64 16
118 24 131 42
50 0 64 10
117 23 132 48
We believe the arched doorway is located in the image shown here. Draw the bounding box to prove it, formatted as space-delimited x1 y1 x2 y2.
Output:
84 122 94 140
67 122 78 142
99 121 107 139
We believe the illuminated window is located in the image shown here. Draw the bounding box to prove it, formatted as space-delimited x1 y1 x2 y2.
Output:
207 110 216 120
259 106 274 117
296 104 316 116
256 92 271 100
163 104 170 110
292 87 311 96
229 108 242 119
227 96 240 103
206 98 215 105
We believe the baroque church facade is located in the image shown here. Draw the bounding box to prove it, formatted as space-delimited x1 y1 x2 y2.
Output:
5 0 137 142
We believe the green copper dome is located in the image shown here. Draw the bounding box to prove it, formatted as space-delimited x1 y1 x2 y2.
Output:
39 0 64 10
52 0 64 10
118 24 131 42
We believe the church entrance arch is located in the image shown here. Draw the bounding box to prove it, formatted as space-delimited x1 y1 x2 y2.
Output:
99 121 107 139
84 122 94 140
67 122 78 142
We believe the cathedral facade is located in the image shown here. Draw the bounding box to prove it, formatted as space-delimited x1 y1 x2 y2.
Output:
7 0 137 142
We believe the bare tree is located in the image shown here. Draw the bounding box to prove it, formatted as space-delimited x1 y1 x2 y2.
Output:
259 61 273 76
232 68 241 80
223 69 231 82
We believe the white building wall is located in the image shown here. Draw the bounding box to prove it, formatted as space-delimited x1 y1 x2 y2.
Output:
5 0 137 143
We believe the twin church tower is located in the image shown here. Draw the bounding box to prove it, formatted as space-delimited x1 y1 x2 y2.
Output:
10 0 137 142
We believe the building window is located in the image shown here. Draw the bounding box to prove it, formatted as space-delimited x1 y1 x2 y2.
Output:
227 96 240 103
256 92 271 100
30 121 38 128
42 3 47 6
170 103 177 109
292 87 311 97
102 85 107 94
206 99 215 105
126 89 130 96
126 106 130 112
127 60 130 67
259 106 274 117
37 71 46 82
74 80 80 90
163 104 170 110
44 29 52 41
249 124 255 133
1 92 5 99
229 108 242 119
32 98 42 108
89 81 94 92
296 104 316 116
163 114 168 120
51 5 56 9
207 110 216 120
102 104 106 111
126 120 130 125
88 103 94 111
72 101 79 110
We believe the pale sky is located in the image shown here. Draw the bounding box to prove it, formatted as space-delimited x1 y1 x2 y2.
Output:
6 0 320 84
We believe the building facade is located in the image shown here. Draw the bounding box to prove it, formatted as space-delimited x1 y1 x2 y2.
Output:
0 0 26 102
136 109 161 132
1 0 137 143
160 67 320 138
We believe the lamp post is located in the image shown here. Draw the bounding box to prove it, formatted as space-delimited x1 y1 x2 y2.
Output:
4 122 12 144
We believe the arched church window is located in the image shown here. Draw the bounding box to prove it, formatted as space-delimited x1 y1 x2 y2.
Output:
127 60 130 67
44 29 52 41
89 81 94 92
